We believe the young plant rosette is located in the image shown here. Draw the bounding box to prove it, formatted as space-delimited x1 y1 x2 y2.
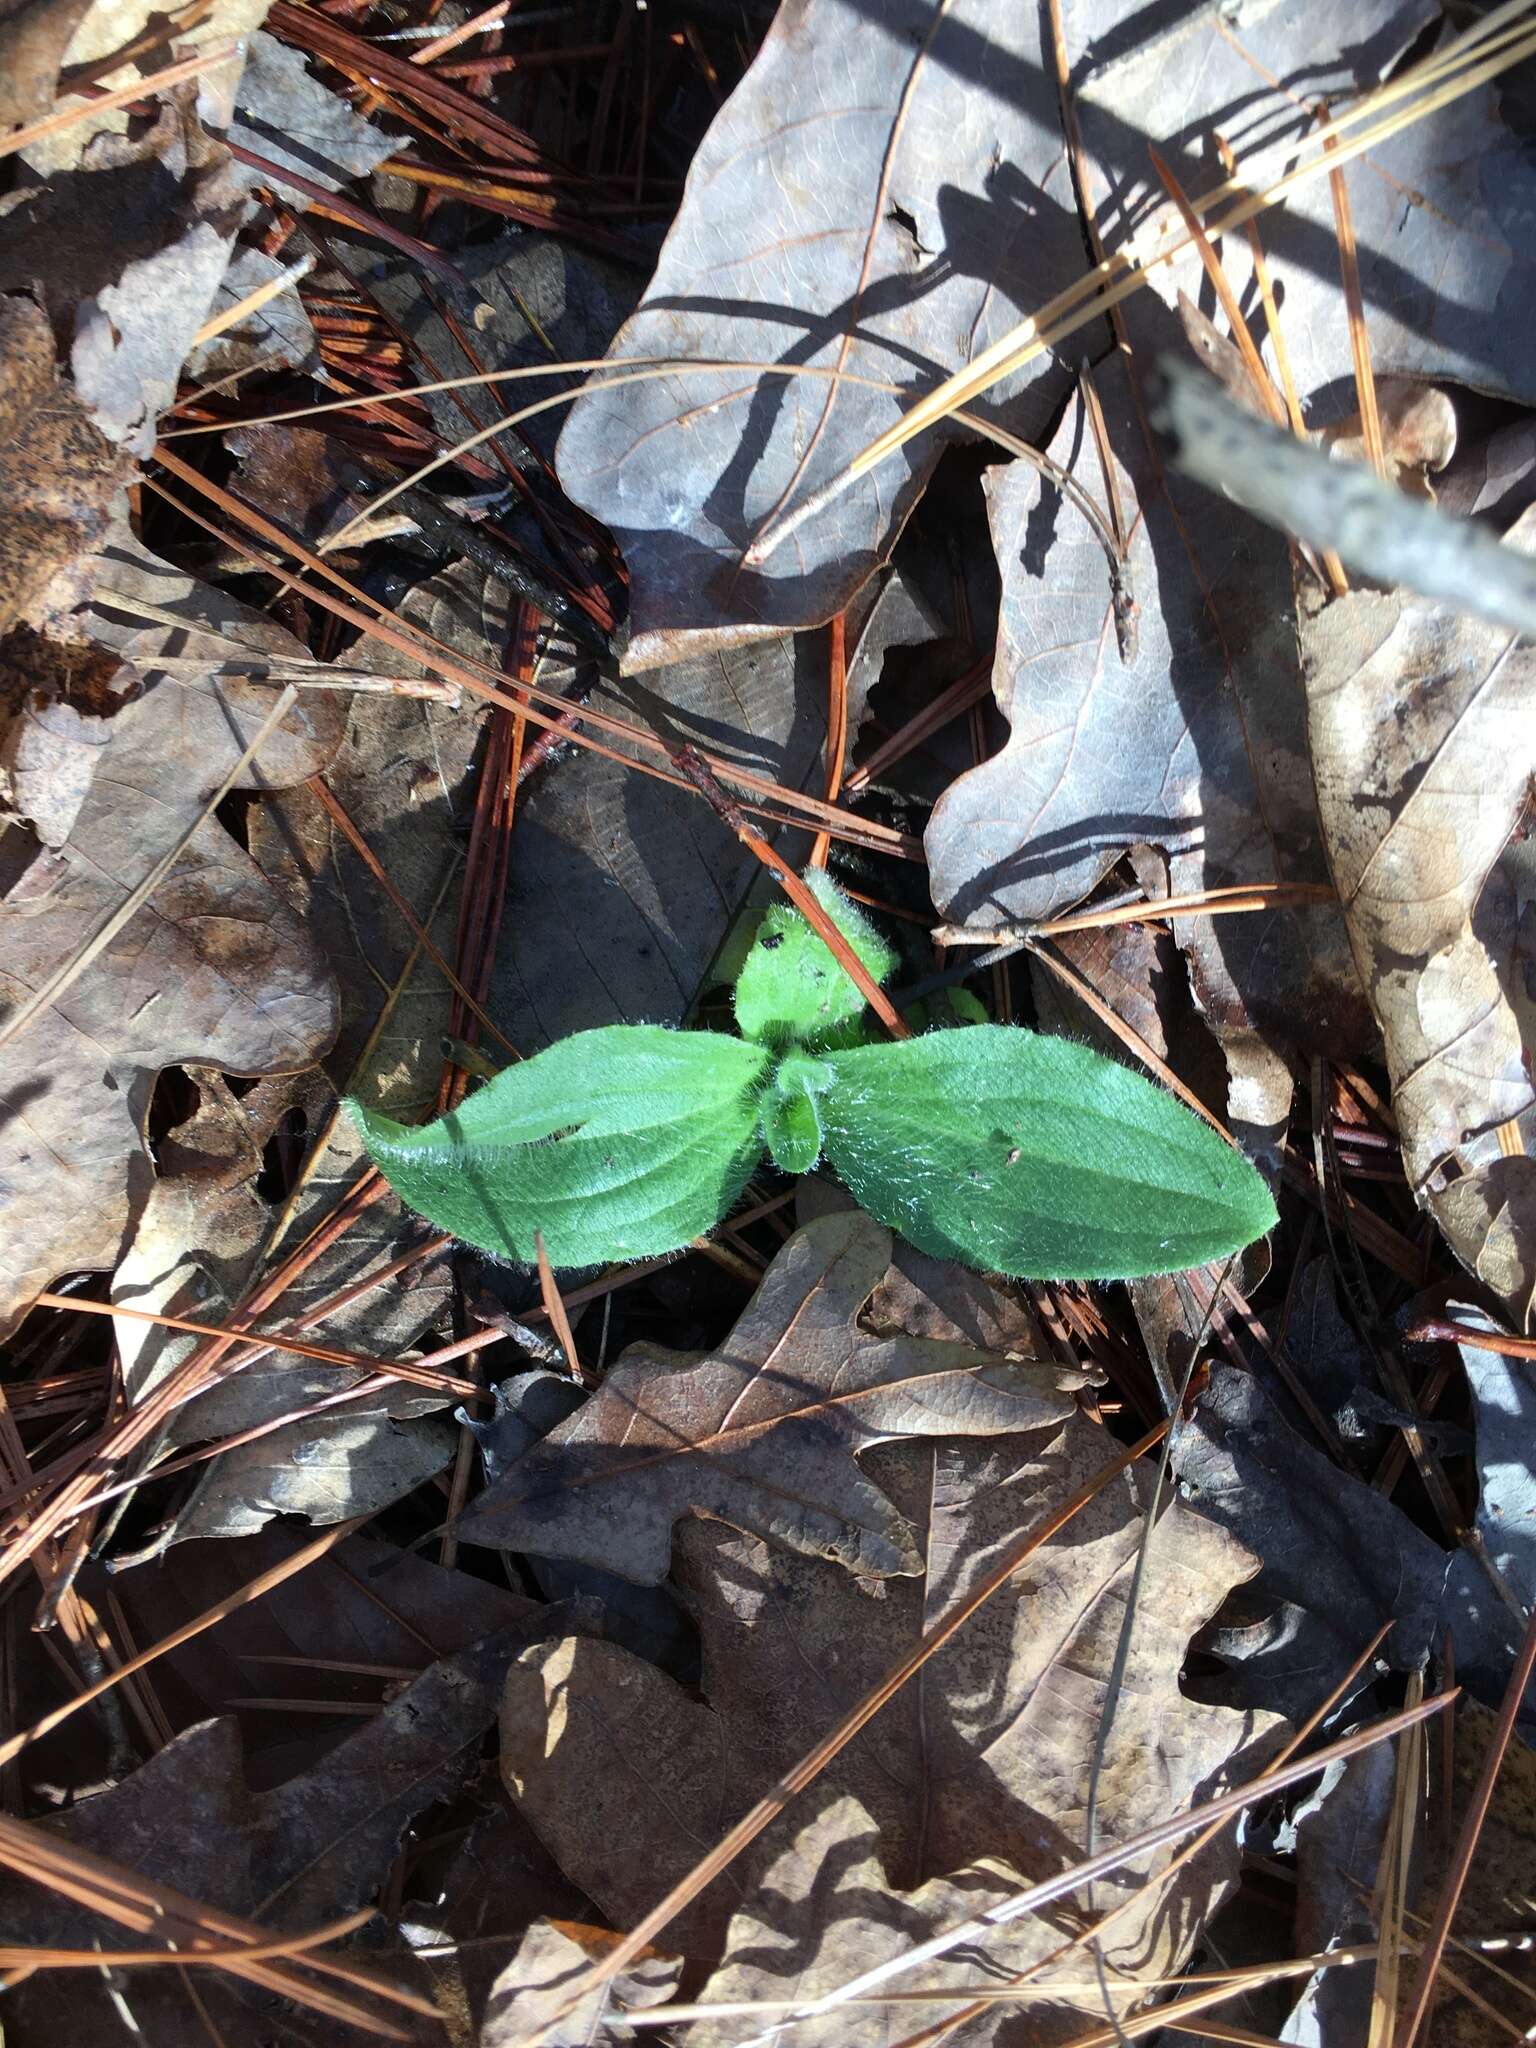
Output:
349 873 1276 1280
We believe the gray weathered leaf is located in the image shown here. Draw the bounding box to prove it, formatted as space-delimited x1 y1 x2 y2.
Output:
229 31 397 208
481 1920 682 2048
926 356 1367 1151
554 0 1083 664
460 1209 1089 1582
0 533 342 1336
1300 511 1536 1322
1172 1366 1447 1723
1073 0 1536 417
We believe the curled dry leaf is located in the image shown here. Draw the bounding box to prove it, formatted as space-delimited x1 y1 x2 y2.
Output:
499 1404 1282 2023
1300 508 1536 1324
459 1208 1092 1582
554 0 1082 665
0 293 122 631
0 529 343 1336
0 624 137 847
926 357 1368 1150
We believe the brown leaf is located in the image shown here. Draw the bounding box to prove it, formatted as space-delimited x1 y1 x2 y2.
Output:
0 530 343 1334
1300 510 1536 1322
925 356 1368 1150
460 1209 1090 1583
552 0 1083 665
0 294 121 631
499 1406 1281 2020
481 1921 682 2048
0 0 94 130
0 623 137 844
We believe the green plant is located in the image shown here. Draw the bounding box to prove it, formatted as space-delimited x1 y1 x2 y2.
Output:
349 872 1276 1279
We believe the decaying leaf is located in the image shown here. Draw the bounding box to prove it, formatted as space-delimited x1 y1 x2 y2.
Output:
0 294 122 631
1172 1366 1447 1723
228 31 397 208
2 92 248 453
500 1402 1282 2022
459 1209 1091 1581
481 1920 682 2048
554 0 1083 664
0 624 137 846
926 357 1367 1149
0 0 95 131
1074 0 1536 417
1300 510 1536 1323
1412 1700 1536 2047
0 530 342 1335
0 1615 560 2045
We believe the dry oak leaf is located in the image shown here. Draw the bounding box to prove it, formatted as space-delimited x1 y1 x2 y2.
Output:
0 294 121 632
0 0 95 130
458 1208 1093 1582
481 1920 682 2048
1069 0 1536 419
926 356 1368 1152
553 0 1084 666
0 531 343 1334
0 1615 558 2048
499 1405 1282 2022
1301 506 1536 1325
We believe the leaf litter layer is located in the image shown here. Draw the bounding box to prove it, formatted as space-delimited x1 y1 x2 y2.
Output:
4 1 1536 2046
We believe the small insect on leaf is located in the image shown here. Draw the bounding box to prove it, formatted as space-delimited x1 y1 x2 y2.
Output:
348 1025 771 1267
818 1026 1277 1280
734 869 898 1049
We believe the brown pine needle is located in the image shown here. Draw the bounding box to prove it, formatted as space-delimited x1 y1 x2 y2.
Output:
534 1230 586 1382
30 1293 479 1397
808 613 848 870
1323 111 1387 481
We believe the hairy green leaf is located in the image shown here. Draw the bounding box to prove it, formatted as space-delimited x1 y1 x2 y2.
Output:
348 1026 771 1267
819 1026 1276 1280
760 1050 834 1173
734 870 898 1050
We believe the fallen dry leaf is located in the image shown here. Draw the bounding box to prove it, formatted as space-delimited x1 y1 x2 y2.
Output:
553 0 1083 664
926 357 1368 1149
499 1402 1282 2023
3 91 248 453
0 623 137 845
1172 1366 1447 1723
0 293 122 631
0 1613 560 2045
458 1209 1091 1581
1412 1699 1536 2047
480 1920 682 2048
228 30 397 209
0 0 94 130
1073 0 1536 417
1300 510 1536 1323
0 528 343 1335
